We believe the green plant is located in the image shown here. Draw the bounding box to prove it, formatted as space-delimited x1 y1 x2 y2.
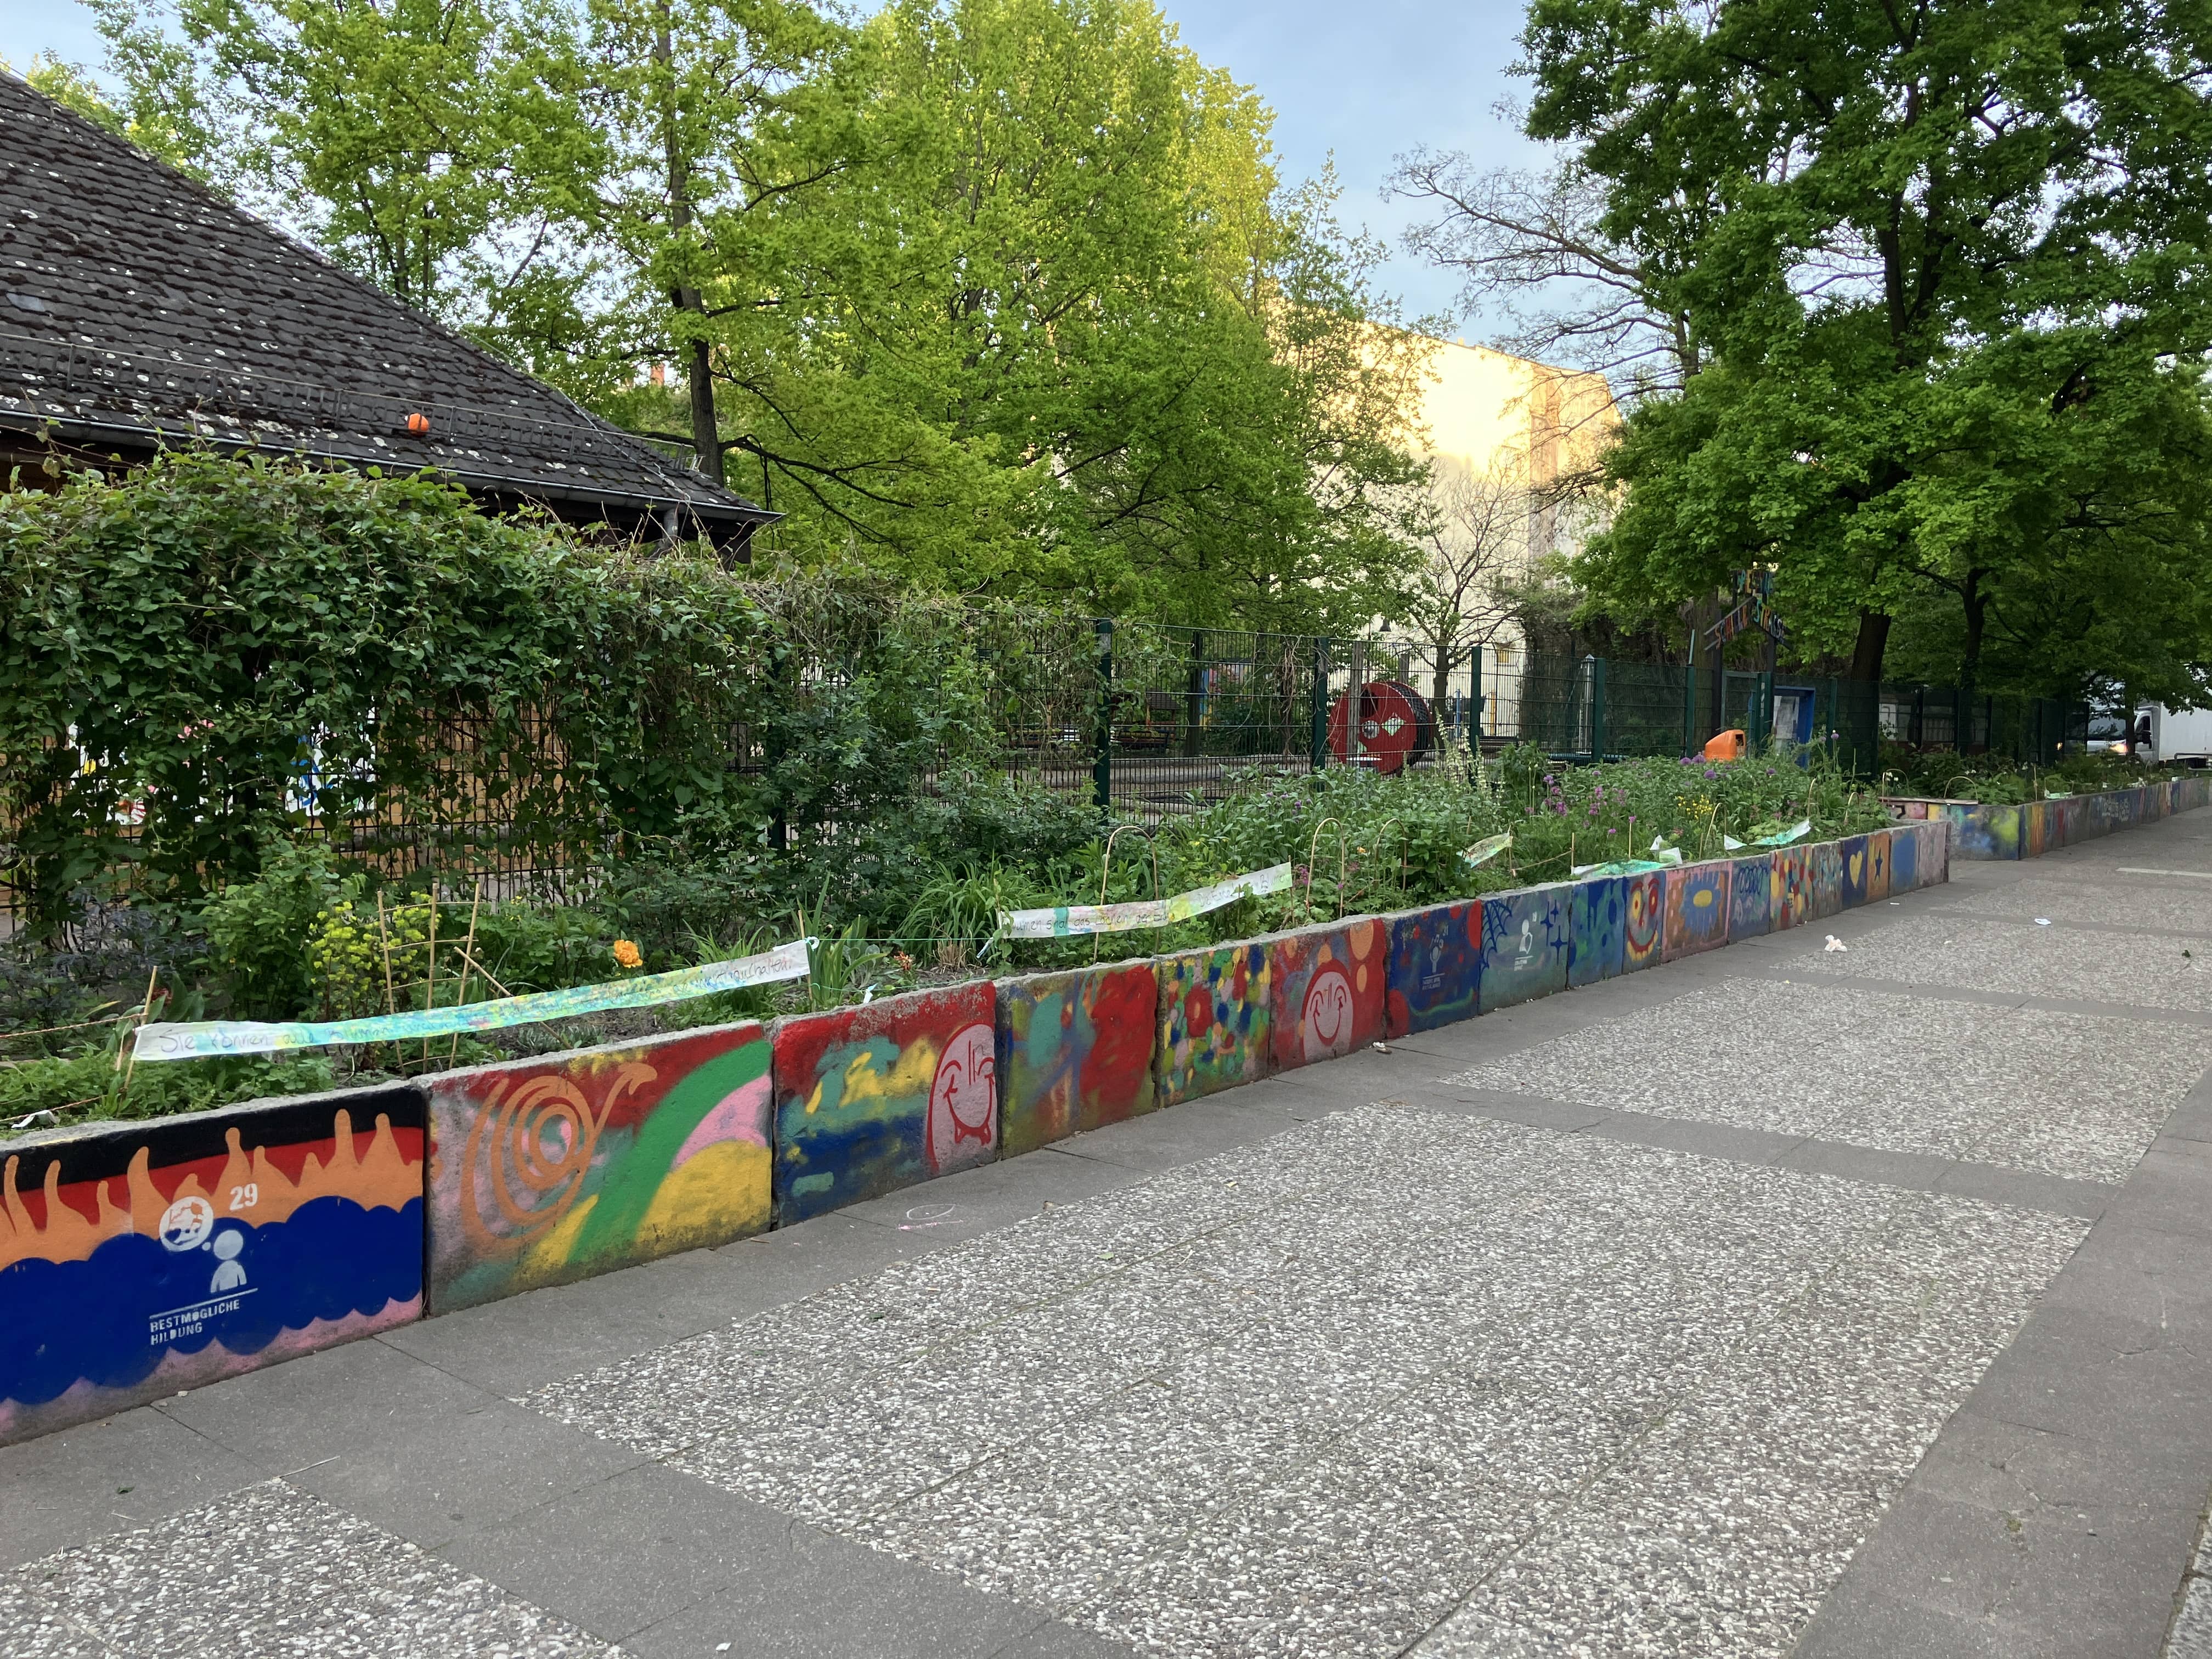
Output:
199 837 360 1018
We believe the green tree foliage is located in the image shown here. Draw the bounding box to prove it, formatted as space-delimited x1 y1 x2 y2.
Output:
88 0 606 318
81 0 1431 630
658 0 1430 629
1496 0 2212 699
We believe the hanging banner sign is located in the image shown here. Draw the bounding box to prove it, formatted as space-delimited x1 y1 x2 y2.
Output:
1002 864 1294 940
1460 833 1513 869
132 941 812 1063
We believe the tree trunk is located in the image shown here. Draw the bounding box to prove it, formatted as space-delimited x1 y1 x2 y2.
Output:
1960 568 1985 684
1847 610 1891 684
656 8 724 489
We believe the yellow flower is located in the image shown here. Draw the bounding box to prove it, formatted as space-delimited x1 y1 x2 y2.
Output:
612 939 643 971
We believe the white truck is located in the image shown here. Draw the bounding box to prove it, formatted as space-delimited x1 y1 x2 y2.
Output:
2124 705 2212 767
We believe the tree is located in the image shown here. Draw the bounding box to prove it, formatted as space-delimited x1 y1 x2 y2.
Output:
1497 0 2212 694
80 0 1433 628
1401 458 1523 715
668 0 1430 628
92 0 605 321
548 0 850 481
1390 146 1697 401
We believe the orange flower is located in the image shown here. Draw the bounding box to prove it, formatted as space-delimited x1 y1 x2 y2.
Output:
612 939 642 970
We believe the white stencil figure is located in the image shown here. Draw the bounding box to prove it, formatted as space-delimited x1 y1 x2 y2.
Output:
208 1228 247 1294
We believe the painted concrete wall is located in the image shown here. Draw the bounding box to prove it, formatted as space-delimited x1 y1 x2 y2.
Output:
1385 902 1483 1035
996 962 1159 1156
1156 941 1271 1105
1663 864 1730 960
1569 877 1626 988
2 1084 425 1445
1269 921 1386 1072
427 1023 772 1313
1622 872 1663 971
1866 830 1892 902
1889 824 1918 894
773 983 998 1224
1728 855 1771 940
1480 885 1571 1011
1770 847 1810 930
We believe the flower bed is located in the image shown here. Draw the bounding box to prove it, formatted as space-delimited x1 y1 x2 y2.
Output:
1884 774 2212 859
0 821 1963 1444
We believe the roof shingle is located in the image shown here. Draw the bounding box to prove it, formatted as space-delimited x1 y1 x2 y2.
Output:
0 71 771 534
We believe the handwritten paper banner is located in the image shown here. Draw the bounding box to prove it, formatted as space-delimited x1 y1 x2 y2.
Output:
133 941 812 1062
1002 864 1295 940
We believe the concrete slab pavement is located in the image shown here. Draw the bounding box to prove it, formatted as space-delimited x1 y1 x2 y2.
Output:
8 815 2212 1656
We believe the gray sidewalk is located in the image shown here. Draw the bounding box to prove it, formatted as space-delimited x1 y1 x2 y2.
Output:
8 820 2212 1658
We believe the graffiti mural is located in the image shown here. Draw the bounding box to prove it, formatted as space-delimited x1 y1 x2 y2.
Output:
1569 877 1626 988
1839 834 1871 905
1663 862 1730 960
774 983 997 1225
996 962 1158 1156
1888 823 1918 893
1948 803 2021 860
1 1086 424 1445
1385 903 1482 1035
1810 841 1844 918
1156 942 1271 1106
1622 871 1663 972
1480 885 1571 1011
1769 847 1810 929
1269 921 1386 1071
428 1024 771 1313
1865 831 1892 901
1728 855 1771 939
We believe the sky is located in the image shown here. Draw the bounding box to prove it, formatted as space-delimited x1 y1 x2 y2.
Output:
0 0 1539 328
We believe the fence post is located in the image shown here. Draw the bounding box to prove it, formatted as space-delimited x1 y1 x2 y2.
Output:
1309 636 1330 772
1092 617 1113 813
1681 640 1697 757
1347 640 1367 765
1469 645 1483 755
1589 656 1608 762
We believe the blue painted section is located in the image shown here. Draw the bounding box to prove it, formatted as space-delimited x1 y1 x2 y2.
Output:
1839 834 1870 904
1889 825 1918 891
1385 903 1481 1035
0 1197 422 1409
1728 855 1771 939
1568 877 1626 988
1479 885 1571 1013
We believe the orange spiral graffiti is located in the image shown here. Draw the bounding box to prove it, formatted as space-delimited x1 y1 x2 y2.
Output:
455 1062 655 1257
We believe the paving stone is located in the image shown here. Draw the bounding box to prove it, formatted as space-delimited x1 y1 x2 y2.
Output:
524 1109 2077 1659
0 1479 621 1658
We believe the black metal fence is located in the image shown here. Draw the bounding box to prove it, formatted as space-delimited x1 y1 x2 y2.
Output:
1481 652 2090 776
0 592 2108 929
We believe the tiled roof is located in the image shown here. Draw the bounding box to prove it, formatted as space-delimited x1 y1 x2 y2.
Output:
0 71 772 533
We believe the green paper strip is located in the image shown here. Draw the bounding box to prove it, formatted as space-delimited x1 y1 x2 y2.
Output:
1460 833 1513 868
1570 858 1672 877
1002 863 1294 940
132 941 811 1062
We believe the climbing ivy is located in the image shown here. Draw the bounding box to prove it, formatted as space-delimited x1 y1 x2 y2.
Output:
0 453 1026 934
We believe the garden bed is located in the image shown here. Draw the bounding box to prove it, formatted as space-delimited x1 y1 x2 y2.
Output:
1884 774 2212 859
0 817 1957 1447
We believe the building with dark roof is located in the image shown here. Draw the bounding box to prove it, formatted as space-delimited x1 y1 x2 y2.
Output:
0 71 774 558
